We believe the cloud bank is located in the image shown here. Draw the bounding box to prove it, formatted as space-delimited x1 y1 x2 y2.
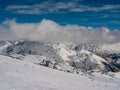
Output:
0 19 120 43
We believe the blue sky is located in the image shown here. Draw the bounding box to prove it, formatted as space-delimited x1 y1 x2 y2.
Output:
0 0 120 29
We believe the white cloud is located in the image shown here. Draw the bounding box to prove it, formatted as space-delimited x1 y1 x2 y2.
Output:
70 5 120 12
0 19 120 43
0 25 13 40
6 0 120 14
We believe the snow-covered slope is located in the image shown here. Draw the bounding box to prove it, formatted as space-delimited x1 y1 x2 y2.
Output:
53 43 113 73
71 49 110 71
0 54 120 90
98 42 120 53
3 41 62 62
0 41 12 53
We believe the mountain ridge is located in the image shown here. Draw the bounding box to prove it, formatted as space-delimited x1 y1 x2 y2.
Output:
0 40 120 74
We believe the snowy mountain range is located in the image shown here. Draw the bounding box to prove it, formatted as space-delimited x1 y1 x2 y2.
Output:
0 40 120 74
1 40 120 90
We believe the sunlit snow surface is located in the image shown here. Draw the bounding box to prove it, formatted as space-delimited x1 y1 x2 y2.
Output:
0 55 120 90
